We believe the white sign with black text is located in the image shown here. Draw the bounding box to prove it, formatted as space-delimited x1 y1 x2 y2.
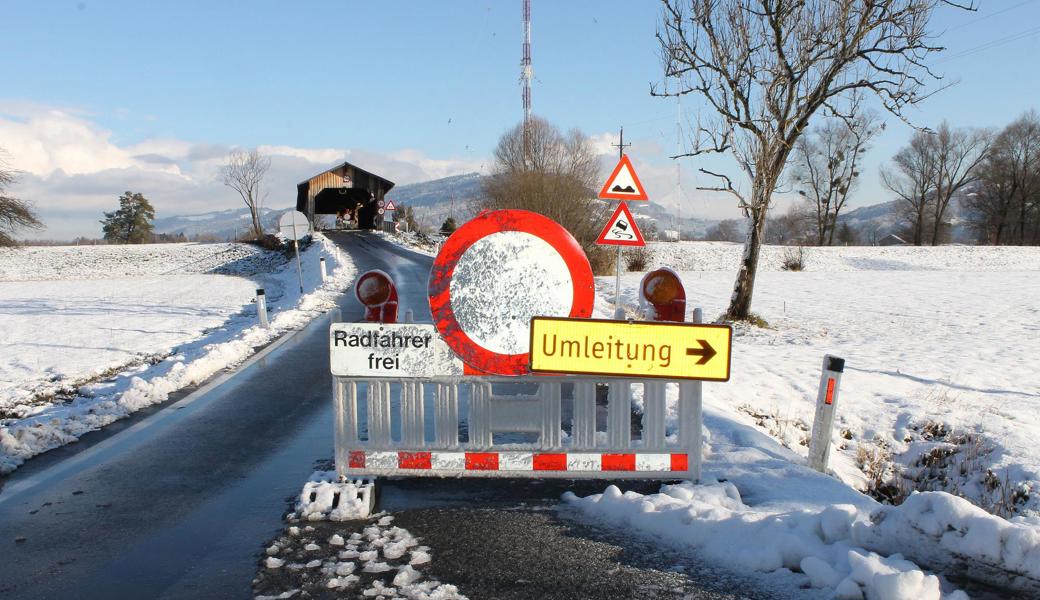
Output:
330 323 464 378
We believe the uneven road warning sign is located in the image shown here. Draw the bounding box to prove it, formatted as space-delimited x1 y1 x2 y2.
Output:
529 317 732 381
330 323 463 378
384 200 397 211
599 155 649 201
597 201 645 246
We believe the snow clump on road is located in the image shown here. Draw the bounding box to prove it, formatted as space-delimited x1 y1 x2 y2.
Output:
253 514 467 600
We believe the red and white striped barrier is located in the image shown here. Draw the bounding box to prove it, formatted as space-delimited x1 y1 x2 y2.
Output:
347 450 689 477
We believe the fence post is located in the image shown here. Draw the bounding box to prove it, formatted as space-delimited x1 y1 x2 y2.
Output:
319 257 328 282
678 307 704 483
808 355 846 473
255 288 269 328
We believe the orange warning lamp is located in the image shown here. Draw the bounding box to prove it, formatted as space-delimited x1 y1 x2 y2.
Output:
355 270 399 323
640 268 686 322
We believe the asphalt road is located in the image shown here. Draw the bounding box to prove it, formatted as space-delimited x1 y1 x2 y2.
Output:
0 232 788 599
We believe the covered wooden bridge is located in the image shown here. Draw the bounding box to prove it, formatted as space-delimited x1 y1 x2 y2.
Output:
296 161 395 230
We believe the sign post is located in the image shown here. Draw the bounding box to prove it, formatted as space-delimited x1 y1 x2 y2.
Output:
279 210 310 294
598 131 649 319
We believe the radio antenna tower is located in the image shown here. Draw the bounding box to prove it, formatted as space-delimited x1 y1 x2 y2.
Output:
521 0 533 163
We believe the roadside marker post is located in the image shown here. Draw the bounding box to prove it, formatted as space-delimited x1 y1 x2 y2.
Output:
808 355 846 473
319 257 328 283
255 288 269 329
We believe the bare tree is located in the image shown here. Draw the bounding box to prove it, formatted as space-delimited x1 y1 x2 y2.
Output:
0 149 43 247
482 117 611 272
967 111 1040 245
705 219 744 242
927 121 991 245
790 106 881 245
221 148 271 240
766 201 814 245
656 0 972 320
881 132 938 246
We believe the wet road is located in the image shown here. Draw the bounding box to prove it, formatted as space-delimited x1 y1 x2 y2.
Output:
0 232 785 599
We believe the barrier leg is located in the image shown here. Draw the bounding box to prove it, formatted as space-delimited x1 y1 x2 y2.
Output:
539 382 562 448
401 382 425 447
607 381 632 449
572 381 596 449
469 382 492 449
334 379 358 481
642 382 667 450
435 383 459 447
367 381 392 448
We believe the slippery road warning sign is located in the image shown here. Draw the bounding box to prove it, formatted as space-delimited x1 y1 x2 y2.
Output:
330 323 463 378
529 317 732 381
596 202 645 246
598 155 649 201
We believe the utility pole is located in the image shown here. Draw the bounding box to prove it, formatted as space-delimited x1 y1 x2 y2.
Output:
610 127 632 319
520 0 533 165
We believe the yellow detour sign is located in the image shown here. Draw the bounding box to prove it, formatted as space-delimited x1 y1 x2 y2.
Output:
529 317 732 381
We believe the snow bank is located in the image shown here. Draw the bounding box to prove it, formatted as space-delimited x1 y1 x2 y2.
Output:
854 492 1040 591
649 241 1040 272
565 482 972 599
0 235 355 474
0 242 277 280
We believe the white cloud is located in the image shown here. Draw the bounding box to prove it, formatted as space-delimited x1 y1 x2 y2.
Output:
0 105 488 240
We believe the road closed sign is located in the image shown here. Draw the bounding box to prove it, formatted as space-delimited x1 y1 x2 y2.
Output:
529 317 732 381
330 323 463 378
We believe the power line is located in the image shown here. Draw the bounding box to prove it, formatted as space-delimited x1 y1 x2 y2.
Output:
945 0 1037 32
937 24 1040 63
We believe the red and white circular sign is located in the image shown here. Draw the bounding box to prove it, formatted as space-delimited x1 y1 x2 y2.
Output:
428 210 595 375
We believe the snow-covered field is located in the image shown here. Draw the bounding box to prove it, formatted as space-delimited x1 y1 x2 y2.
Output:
0 237 355 474
565 241 1040 598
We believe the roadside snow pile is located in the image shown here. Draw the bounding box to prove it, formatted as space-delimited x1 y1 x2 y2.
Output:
376 229 443 257
855 492 1040 588
0 235 355 474
566 482 959 599
254 514 466 599
649 241 1040 272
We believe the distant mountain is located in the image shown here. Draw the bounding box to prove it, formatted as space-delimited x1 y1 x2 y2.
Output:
387 173 483 230
152 206 290 240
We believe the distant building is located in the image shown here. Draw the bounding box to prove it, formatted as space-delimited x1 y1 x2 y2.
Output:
877 233 907 246
296 162 395 230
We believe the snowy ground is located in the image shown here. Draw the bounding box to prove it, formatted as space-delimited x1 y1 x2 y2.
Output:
0 236 355 474
567 241 1040 598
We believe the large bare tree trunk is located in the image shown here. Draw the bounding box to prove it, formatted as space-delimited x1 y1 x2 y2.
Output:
726 188 770 320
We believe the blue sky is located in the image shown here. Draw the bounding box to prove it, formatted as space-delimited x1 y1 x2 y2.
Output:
3 0 1040 238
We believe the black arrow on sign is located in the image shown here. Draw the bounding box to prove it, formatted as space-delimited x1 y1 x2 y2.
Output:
685 339 717 365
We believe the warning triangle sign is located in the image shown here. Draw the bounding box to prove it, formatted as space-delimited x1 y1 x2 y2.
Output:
596 202 645 247
384 200 397 211
598 155 649 201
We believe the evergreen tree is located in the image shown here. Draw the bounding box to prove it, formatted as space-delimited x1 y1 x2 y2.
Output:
440 217 457 236
101 191 155 244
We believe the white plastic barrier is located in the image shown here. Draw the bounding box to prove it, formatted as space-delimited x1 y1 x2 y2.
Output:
331 374 703 481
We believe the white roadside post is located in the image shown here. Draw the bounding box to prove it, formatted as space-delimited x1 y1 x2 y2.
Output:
808 355 846 473
684 307 705 483
319 257 328 283
255 288 269 328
